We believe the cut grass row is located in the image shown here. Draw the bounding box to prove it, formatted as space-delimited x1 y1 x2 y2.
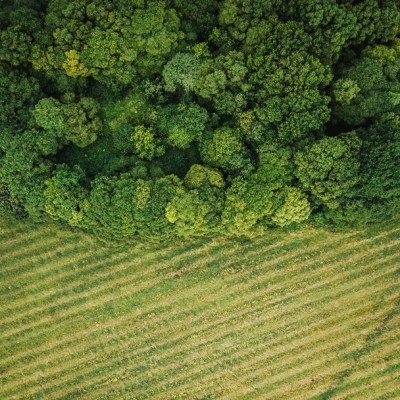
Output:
0 229 367 372
137 264 399 399
1 236 396 370
0 230 326 352
3 258 400 398
0 218 398 399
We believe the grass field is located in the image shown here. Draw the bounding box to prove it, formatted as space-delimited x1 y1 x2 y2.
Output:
0 217 399 399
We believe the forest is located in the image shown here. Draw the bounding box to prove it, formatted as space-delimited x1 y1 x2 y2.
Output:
0 0 399 241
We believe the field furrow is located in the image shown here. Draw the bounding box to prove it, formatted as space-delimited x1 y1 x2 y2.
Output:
0 218 398 399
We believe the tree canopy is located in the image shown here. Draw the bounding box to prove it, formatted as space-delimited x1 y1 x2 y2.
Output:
0 0 399 241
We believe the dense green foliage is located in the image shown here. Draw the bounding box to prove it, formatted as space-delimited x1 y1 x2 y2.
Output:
0 0 399 240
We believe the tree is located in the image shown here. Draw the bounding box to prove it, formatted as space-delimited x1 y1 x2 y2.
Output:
63 49 91 78
358 115 400 203
271 187 311 227
134 175 184 240
0 129 49 220
34 0 184 87
247 22 332 142
158 103 208 149
221 172 284 237
130 126 165 161
346 0 400 45
0 25 33 66
295 132 362 209
184 164 225 189
278 0 358 63
83 174 138 240
199 127 252 174
321 115 400 227
1 0 399 240
173 0 218 43
33 96 102 148
63 97 102 147
162 53 200 94
166 188 221 237
217 0 278 49
166 164 226 236
0 65 42 129
333 42 400 126
43 164 87 226
256 143 295 190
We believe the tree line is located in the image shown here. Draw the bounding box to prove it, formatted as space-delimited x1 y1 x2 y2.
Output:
0 0 399 241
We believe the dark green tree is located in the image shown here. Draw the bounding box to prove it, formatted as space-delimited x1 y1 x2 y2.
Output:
295 132 362 209
44 164 87 226
158 103 208 149
333 42 400 126
199 127 252 174
33 96 102 148
247 22 332 142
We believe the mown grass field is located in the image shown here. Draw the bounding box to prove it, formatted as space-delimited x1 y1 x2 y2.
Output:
0 217 399 400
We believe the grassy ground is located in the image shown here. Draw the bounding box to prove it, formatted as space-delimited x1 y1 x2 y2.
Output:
0 217 399 399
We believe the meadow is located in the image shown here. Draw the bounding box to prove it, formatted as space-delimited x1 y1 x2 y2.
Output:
0 218 399 399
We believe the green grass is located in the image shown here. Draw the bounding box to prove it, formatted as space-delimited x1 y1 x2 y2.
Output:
0 217 399 399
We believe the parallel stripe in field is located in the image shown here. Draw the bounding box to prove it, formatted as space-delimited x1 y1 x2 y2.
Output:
0 229 334 335
0 242 102 302
0 230 61 266
0 233 79 275
0 222 18 233
22 247 400 400
0 223 396 393
0 242 141 314
0 228 29 244
0 230 327 346
305 314 400 399
0 224 73 252
0 217 35 231
0 233 328 386
77 286 400 400
0 234 247 372
2 225 390 322
110 242 400 390
0 228 368 382
1 228 396 394
0 236 186 307
0 228 90 271
338 361 400 400
7 256 396 400
0 229 168 288
124 266 396 396
375 389 400 400
222 319 399 400
0 236 222 337
0 238 89 290
97 241 400 388
94 288 400 400
306 348 400 400
0 231 273 319
343 365 400 400
286 338 399 400
257 337 400 400
116 329 399 399
196 316 400 400
0 233 270 368
0 225 46 251
244 342 400 400
245 311 400 400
